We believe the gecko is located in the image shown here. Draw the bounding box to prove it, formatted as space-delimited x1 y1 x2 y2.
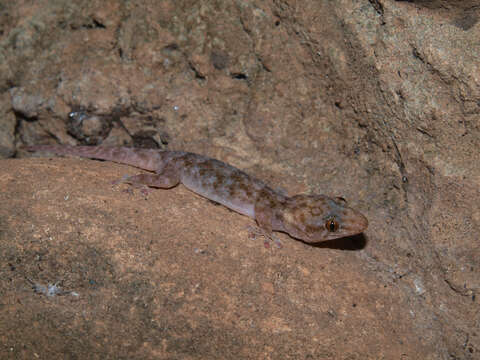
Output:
25 145 368 244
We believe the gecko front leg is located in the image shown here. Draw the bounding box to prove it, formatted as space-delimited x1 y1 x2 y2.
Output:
252 189 284 248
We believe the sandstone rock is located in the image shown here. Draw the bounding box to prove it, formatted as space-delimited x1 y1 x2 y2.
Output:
1 0 478 358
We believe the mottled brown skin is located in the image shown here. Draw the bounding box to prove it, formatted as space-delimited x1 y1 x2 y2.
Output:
26 145 368 243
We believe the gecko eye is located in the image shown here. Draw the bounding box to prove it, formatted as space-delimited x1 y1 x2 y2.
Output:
335 197 347 204
325 218 339 232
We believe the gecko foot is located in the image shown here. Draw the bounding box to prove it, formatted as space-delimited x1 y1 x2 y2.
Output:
247 226 283 249
112 175 152 197
139 185 152 197
112 174 131 186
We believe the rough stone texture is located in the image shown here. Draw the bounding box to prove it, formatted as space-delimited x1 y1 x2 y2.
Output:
1 0 479 358
0 93 15 157
0 158 430 359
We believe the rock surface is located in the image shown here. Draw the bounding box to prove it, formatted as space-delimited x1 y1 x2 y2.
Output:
1 0 479 358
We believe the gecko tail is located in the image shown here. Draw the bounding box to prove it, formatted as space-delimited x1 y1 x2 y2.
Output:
25 145 163 171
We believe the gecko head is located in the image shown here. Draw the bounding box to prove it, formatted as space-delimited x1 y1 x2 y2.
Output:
281 194 368 243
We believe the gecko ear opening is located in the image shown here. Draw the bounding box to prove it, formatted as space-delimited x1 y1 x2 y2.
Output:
335 196 347 204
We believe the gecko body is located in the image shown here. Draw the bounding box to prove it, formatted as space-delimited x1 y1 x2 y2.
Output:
26 145 368 243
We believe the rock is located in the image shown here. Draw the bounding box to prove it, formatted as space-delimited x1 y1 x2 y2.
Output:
1 0 479 357
0 158 438 358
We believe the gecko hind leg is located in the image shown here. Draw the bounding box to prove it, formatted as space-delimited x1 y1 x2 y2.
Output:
123 173 180 188
114 170 180 196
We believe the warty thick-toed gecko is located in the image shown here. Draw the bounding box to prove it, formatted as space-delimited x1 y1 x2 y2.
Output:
26 145 368 244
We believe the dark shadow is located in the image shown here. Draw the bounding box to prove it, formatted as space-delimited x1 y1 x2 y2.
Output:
308 233 368 251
